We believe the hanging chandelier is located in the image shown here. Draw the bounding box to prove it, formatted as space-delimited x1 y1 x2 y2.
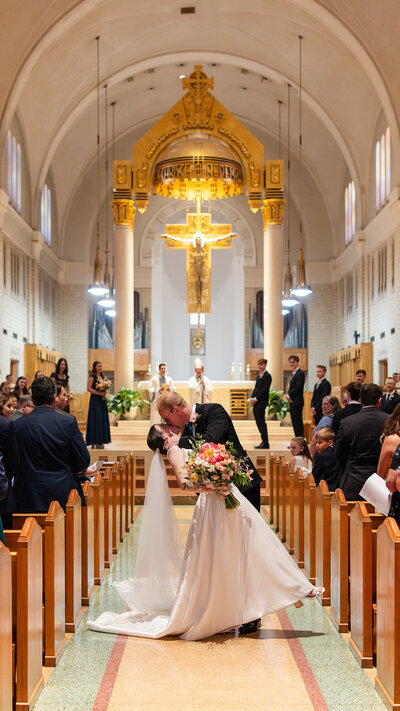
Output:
281 87 298 308
88 36 108 297
97 84 116 309
291 35 312 298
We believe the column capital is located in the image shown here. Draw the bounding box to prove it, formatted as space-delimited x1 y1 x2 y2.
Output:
112 198 136 228
262 198 285 229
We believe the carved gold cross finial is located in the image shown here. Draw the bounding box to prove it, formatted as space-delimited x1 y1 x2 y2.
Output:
182 65 214 99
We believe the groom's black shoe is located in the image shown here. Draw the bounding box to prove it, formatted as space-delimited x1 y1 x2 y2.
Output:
238 618 262 635
254 443 269 449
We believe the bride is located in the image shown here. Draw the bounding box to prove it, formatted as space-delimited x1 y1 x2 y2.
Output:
88 425 323 641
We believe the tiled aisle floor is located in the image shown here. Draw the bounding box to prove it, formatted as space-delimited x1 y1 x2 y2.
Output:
33 507 387 711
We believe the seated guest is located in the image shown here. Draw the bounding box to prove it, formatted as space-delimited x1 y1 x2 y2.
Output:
312 428 338 490
10 395 34 421
9 393 17 413
289 437 313 474
380 377 400 414
377 404 400 479
34 370 45 379
5 374 15 391
331 381 362 436
13 376 89 512
310 365 331 425
336 383 388 500
0 393 14 419
0 405 18 529
0 381 10 395
0 455 9 543
355 369 367 384
310 396 341 457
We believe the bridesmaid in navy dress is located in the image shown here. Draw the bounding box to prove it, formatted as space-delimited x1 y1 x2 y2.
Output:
86 361 111 449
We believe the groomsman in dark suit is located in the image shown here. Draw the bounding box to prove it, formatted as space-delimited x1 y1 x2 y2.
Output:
287 354 305 437
310 365 331 425
248 358 272 449
380 377 400 414
336 383 388 500
331 381 362 436
13 377 89 512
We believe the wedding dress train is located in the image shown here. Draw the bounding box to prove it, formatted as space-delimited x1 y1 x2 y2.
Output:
88 453 314 641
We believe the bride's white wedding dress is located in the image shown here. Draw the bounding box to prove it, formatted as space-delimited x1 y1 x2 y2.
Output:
88 452 314 641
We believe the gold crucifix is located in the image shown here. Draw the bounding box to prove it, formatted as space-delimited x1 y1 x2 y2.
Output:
158 207 237 314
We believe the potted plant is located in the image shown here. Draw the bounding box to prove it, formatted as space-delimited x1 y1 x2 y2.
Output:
107 388 149 422
267 389 290 423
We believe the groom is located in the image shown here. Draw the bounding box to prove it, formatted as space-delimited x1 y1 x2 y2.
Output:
158 391 262 635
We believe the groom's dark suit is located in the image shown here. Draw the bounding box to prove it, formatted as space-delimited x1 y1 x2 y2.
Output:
179 403 261 511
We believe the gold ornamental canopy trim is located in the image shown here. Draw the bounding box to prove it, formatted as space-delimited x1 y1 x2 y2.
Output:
131 65 265 213
153 135 244 202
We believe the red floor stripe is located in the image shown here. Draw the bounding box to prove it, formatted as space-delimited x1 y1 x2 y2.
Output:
277 609 329 711
91 635 127 711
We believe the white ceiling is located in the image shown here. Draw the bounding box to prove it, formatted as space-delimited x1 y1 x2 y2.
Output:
1 0 399 262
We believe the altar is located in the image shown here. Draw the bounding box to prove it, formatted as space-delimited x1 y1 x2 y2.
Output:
138 379 256 419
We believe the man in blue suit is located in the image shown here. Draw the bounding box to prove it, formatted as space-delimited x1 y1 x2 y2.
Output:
14 376 89 512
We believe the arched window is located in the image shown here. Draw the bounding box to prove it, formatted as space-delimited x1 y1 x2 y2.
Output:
40 184 51 246
345 180 355 245
7 130 21 213
376 127 391 211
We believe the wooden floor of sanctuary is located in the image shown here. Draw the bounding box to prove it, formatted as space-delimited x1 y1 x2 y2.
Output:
31 504 387 711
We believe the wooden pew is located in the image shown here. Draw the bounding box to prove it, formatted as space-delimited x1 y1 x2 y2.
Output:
278 460 288 543
101 468 113 568
284 465 295 555
303 473 317 584
92 473 105 585
0 542 12 711
315 480 333 605
375 517 400 711
117 461 125 543
293 468 305 568
268 454 275 526
329 489 357 632
4 518 44 710
111 463 121 554
65 489 83 632
123 457 130 533
129 454 135 524
13 502 67 667
81 481 95 606
273 457 281 534
349 502 385 668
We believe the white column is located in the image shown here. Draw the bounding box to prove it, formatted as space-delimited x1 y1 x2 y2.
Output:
263 221 284 390
113 203 134 391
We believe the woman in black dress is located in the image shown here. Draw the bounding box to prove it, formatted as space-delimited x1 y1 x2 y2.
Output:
86 360 111 449
387 444 400 527
50 358 71 412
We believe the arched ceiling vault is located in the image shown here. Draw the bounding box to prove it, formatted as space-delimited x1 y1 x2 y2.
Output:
1 0 399 260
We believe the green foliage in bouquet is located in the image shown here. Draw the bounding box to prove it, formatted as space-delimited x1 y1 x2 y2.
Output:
267 389 289 420
107 388 149 416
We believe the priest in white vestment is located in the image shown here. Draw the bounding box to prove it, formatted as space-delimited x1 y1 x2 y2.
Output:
148 363 175 424
188 358 213 405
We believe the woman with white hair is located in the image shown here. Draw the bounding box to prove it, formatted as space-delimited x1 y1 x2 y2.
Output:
188 359 214 404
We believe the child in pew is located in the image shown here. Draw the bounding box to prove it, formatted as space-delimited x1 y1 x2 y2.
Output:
289 436 313 474
312 428 339 491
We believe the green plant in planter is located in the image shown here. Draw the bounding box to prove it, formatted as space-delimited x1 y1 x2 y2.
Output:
107 388 149 417
267 389 290 421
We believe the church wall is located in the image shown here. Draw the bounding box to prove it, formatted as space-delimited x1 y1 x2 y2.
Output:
303 284 336 391
60 284 89 393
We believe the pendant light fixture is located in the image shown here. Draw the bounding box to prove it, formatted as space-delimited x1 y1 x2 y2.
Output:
97 84 116 308
292 35 312 298
282 86 299 308
88 36 108 296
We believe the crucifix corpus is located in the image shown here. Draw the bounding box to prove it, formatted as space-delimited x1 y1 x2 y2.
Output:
159 208 237 316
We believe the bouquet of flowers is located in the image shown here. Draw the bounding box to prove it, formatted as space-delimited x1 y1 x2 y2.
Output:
96 378 111 393
181 440 253 510
66 390 75 401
